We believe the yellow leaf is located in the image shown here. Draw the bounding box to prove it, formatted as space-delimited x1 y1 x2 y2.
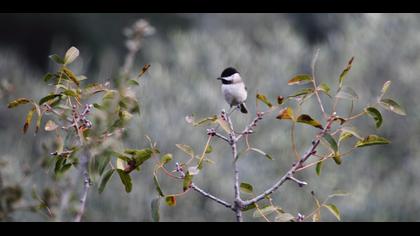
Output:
64 46 79 65
216 117 231 133
45 120 58 132
276 107 294 120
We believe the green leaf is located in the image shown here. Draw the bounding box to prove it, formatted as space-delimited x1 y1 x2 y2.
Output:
98 153 112 176
99 169 115 193
119 96 140 114
332 153 342 165
242 203 256 212
34 103 42 133
323 133 338 153
124 148 153 168
256 93 273 108
160 153 173 165
318 83 331 95
39 94 61 105
103 90 117 100
297 114 323 129
339 126 363 143
288 74 313 85
93 103 105 111
205 145 213 154
176 144 194 158
339 131 355 144
365 107 383 128
153 175 164 197
323 204 341 221
127 79 140 86
183 172 193 192
61 163 72 173
117 169 132 193
110 110 133 131
64 46 79 65
192 115 218 127
165 195 176 206
355 135 390 148
379 98 406 116
49 54 65 64
240 182 253 194
276 107 294 120
62 67 80 86
43 73 54 82
83 83 107 97
380 80 391 97
54 158 65 175
250 148 273 160
253 206 278 218
62 89 78 97
8 98 31 108
23 107 36 134
336 86 358 100
275 213 295 222
114 152 131 162
339 56 354 88
316 161 323 176
288 88 314 98
151 197 160 222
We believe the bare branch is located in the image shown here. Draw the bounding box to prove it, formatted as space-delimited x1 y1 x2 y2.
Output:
232 140 243 221
175 161 233 210
224 112 244 222
287 175 308 187
207 128 230 143
74 152 91 222
190 183 233 210
235 112 264 141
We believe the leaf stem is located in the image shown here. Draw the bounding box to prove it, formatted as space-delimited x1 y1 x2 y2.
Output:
311 49 328 119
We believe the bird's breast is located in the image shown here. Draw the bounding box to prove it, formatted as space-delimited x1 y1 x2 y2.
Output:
221 83 247 106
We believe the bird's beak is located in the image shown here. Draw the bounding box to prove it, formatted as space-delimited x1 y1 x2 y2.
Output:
217 77 222 80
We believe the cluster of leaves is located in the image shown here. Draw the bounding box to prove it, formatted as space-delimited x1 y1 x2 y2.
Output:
251 56 405 221
7 46 154 220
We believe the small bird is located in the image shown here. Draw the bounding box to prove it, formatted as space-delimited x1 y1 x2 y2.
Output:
217 67 248 114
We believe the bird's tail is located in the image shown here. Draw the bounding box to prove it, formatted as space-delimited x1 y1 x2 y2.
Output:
240 103 248 114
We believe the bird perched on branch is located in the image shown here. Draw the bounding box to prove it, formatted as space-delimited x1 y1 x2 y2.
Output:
217 67 248 114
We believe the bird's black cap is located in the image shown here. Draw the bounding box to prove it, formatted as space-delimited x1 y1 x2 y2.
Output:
221 67 239 77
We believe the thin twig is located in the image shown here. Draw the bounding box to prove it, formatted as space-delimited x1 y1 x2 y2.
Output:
291 122 300 161
190 183 233 210
212 131 230 143
235 112 264 141
242 116 335 207
74 151 91 222
287 175 308 187
311 49 328 119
